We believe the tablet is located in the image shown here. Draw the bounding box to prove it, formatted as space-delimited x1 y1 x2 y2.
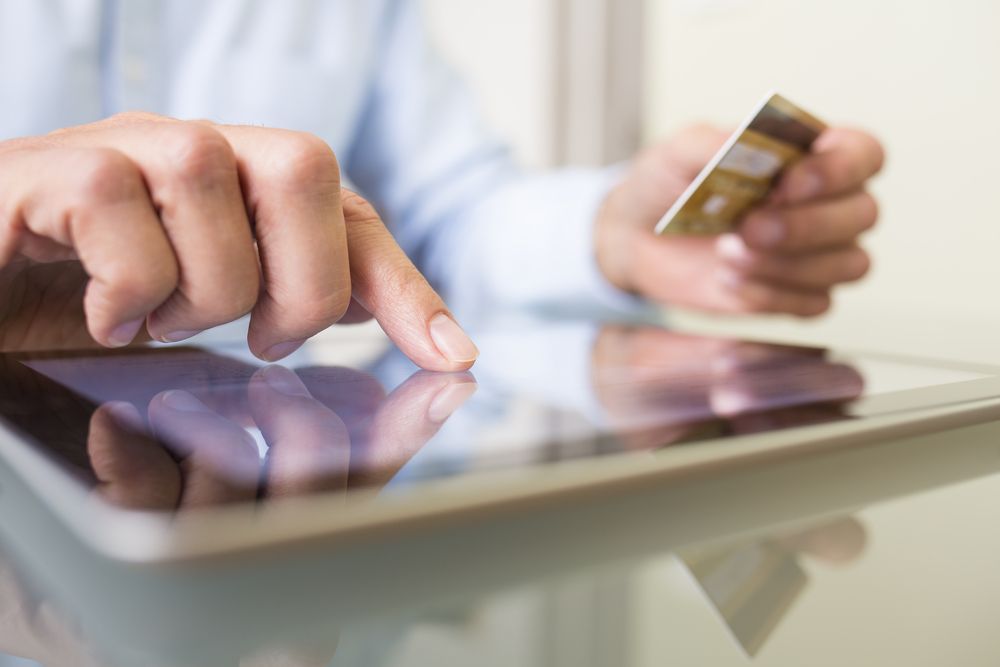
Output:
2 318 1000 563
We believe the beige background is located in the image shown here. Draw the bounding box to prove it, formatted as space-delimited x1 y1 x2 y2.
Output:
643 0 1000 365
422 0 558 168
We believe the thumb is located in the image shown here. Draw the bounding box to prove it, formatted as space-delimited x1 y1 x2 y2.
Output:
615 124 731 226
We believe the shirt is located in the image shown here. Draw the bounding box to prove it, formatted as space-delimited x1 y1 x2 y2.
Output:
0 0 638 318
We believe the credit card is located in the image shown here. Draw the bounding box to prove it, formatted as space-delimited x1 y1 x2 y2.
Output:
654 92 827 236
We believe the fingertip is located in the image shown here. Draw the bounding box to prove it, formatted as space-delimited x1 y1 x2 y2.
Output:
104 318 146 348
427 313 479 367
426 379 478 423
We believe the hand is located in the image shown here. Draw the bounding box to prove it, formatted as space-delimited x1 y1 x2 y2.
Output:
0 113 478 370
596 124 885 316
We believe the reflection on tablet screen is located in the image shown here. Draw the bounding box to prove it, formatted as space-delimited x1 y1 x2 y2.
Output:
0 320 993 512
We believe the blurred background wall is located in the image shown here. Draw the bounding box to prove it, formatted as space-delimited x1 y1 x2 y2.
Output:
425 0 1000 364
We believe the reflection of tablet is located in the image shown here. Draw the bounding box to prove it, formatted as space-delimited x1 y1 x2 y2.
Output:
2 320 1000 563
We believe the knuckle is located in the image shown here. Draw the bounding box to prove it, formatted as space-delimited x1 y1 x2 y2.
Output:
289 286 353 331
71 149 143 205
220 280 260 321
95 259 178 312
187 274 260 325
266 132 340 189
102 111 170 128
165 124 237 184
126 263 178 301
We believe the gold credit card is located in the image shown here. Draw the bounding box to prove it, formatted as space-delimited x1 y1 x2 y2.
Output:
654 92 827 236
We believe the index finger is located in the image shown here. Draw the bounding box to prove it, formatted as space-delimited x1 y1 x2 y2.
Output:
777 127 885 204
341 190 479 371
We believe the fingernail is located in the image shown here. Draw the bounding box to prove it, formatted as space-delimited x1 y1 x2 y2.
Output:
784 169 823 202
260 365 311 397
260 339 306 362
427 382 477 423
105 401 146 432
160 330 202 343
743 213 785 248
108 318 144 347
429 314 479 364
161 390 210 413
716 234 750 264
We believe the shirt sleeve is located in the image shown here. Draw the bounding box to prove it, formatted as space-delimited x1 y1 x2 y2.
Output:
342 0 646 319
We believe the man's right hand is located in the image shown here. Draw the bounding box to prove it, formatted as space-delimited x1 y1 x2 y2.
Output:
0 113 478 369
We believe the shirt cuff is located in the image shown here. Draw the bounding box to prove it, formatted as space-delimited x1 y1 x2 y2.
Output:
432 165 653 319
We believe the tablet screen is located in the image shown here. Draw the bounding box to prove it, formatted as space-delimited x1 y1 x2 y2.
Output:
0 319 995 512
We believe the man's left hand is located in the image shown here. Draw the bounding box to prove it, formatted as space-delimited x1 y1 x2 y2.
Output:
595 125 885 317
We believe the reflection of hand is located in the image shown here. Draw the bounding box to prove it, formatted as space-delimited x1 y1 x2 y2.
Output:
592 324 864 448
596 125 883 316
67 362 475 665
88 364 476 511
0 113 478 370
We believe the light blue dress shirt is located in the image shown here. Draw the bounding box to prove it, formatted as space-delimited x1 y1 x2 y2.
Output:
0 0 637 318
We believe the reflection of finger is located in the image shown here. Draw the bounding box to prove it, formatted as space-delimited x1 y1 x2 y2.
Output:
776 517 868 565
711 342 825 374
710 361 864 417
593 325 733 383
593 326 735 434
148 390 261 507
249 365 351 498
351 372 476 489
294 366 386 441
88 402 181 510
